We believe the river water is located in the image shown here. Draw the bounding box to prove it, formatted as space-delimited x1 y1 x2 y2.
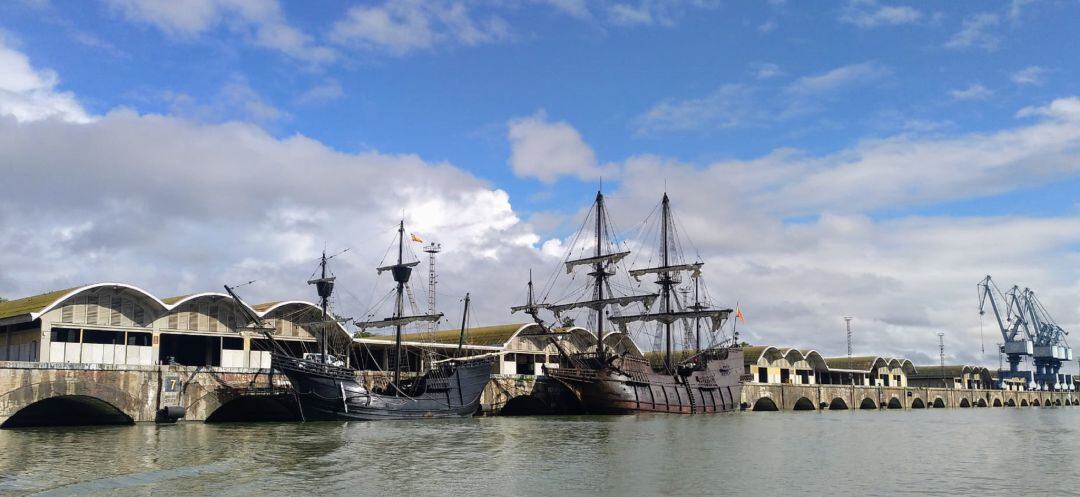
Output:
2 408 1079 497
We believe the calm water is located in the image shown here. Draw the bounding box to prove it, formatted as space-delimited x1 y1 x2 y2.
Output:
2 409 1079 497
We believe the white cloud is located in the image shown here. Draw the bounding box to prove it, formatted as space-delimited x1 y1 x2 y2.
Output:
330 0 510 55
0 37 92 123
608 3 655 26
541 0 591 19
757 19 778 33
1009 0 1036 21
949 83 992 101
785 61 890 95
103 0 335 63
634 84 760 134
1016 97 1080 122
295 79 344 105
507 111 609 184
755 62 783 79
1011 65 1046 86
945 12 1000 51
839 0 922 28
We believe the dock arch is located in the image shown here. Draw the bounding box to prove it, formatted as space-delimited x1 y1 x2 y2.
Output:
792 397 816 411
911 398 925 409
993 398 1002 407
1021 399 1029 406
0 380 141 428
828 398 848 410
858 397 877 410
976 398 987 408
752 397 779 412
959 398 971 408
887 397 902 409
1054 399 1063 406
1032 399 1041 406
932 397 945 408
1 394 134 428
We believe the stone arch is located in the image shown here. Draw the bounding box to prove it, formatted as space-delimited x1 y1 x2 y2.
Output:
911 398 925 409
932 397 945 408
792 397 816 411
205 395 300 422
1 394 134 428
993 398 1003 407
752 397 779 412
1021 399 1029 406
959 398 971 408
1032 399 1041 406
1073 399 1079 406
1005 399 1015 407
887 397 902 409
1054 399 1062 406
0 379 141 429
976 398 987 407
828 398 848 410
859 397 877 410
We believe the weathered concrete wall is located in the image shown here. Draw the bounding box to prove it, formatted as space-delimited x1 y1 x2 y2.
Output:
0 361 284 425
742 383 1080 410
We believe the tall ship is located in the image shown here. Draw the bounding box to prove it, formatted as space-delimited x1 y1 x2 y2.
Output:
226 221 493 421
515 191 743 414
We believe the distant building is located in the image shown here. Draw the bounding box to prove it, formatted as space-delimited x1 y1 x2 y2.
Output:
742 346 915 387
908 365 993 390
0 283 341 368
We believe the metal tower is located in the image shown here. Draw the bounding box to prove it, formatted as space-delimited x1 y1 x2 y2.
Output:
844 316 853 359
423 242 442 333
938 332 945 386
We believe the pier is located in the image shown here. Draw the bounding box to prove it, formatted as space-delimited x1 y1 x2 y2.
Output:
742 383 1078 411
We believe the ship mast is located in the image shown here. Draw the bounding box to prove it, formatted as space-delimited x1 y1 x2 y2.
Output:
393 221 406 389
660 193 673 372
595 191 606 357
306 250 338 363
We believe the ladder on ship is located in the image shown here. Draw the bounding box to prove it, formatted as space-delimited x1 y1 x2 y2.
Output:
683 379 697 414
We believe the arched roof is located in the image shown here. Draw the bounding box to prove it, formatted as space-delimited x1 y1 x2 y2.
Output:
0 282 339 334
8 283 170 321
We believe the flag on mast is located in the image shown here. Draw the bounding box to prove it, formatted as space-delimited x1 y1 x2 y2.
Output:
410 233 423 243
735 306 745 322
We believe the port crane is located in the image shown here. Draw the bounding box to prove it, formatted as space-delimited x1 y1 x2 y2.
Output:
979 275 1073 391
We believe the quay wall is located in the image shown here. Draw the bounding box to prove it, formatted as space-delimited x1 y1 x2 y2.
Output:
742 383 1080 410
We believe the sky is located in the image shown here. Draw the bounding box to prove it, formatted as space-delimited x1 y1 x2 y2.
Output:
2 0 1080 369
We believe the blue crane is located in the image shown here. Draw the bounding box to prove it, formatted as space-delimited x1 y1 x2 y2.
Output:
978 275 1035 388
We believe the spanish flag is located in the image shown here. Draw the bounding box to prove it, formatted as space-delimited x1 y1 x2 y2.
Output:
410 233 423 243
735 306 745 322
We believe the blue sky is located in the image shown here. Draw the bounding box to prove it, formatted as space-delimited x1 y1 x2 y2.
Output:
3 0 1080 365
6 0 1078 223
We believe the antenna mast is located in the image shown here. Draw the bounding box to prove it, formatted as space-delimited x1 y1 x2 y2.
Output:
938 332 946 386
844 316 853 360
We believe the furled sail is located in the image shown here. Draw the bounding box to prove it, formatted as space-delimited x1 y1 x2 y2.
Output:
376 261 419 274
563 251 630 274
609 309 731 334
548 294 659 318
356 313 444 330
510 303 550 314
628 262 704 281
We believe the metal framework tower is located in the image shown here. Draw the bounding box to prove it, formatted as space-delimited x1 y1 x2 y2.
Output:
938 332 946 386
844 317 853 359
423 242 442 333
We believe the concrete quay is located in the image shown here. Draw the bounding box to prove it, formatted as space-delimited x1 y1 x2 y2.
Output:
742 383 1080 411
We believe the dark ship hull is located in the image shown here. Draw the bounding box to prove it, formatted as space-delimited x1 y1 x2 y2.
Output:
546 347 744 414
274 354 494 421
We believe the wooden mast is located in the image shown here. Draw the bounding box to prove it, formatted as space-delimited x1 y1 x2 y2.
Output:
393 220 405 391
661 193 672 373
594 191 605 358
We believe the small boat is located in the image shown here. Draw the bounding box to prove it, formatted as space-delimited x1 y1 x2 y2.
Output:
514 191 743 414
226 222 493 421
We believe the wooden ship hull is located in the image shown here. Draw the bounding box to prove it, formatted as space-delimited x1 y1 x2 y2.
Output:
545 347 744 414
274 354 493 421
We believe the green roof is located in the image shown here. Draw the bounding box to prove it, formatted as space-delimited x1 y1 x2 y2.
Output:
367 323 530 347
0 287 81 321
160 294 192 305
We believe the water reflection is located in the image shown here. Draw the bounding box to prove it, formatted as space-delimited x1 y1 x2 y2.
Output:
2 409 1079 497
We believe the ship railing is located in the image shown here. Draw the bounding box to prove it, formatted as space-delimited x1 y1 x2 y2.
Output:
271 353 355 381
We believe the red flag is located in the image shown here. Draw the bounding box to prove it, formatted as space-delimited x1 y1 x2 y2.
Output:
735 307 745 322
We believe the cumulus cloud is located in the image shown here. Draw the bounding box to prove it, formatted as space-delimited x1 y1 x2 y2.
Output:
634 84 760 134
103 0 335 63
507 111 610 184
785 61 890 95
839 0 922 28
329 0 510 55
945 12 1000 51
950 83 992 101
1011 65 1046 86
0 37 92 123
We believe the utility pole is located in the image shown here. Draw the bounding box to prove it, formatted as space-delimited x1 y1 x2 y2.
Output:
938 332 946 388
